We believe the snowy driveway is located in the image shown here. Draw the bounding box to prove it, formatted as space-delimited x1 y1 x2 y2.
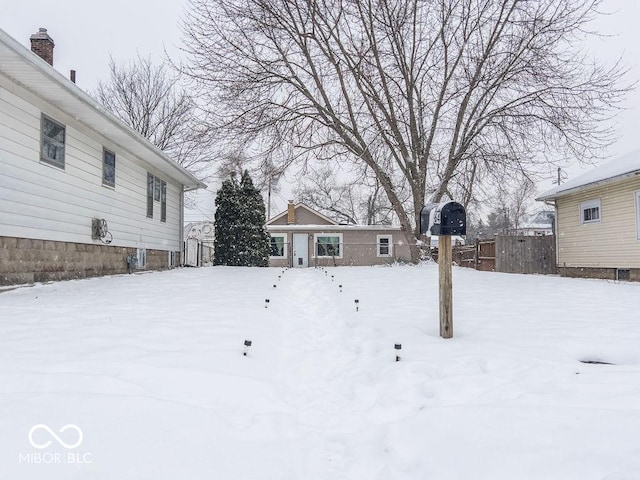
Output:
1 265 640 479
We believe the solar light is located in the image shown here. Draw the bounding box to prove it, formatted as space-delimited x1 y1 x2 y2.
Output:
243 340 252 356
273 284 277 288
278 275 281 281
394 344 402 362
265 299 270 308
331 275 334 282
355 299 360 312
339 284 342 293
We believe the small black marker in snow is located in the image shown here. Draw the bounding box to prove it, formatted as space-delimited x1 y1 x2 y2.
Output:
243 340 252 356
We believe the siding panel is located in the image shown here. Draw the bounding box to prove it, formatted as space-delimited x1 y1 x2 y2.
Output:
556 176 640 268
0 78 183 251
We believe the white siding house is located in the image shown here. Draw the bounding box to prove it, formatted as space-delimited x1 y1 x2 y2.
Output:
537 150 640 281
0 28 205 285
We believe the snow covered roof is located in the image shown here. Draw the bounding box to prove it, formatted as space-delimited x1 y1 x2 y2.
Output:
537 149 640 201
520 211 554 229
0 28 206 191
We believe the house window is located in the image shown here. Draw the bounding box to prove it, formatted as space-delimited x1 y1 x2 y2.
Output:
580 199 601 224
315 234 343 258
270 233 287 258
377 235 393 257
160 181 167 222
137 248 147 268
103 148 115 187
147 173 154 218
154 177 161 202
41 114 65 168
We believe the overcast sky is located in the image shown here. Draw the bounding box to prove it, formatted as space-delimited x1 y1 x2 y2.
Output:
3 0 640 218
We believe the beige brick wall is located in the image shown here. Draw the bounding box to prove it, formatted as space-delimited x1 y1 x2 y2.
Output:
0 236 179 285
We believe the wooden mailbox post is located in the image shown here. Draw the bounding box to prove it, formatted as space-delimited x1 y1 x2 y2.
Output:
420 202 466 339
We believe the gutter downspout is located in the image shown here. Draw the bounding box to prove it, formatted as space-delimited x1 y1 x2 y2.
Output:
180 186 185 266
544 199 558 272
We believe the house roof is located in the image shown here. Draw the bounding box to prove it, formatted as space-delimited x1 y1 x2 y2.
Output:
537 149 640 201
266 203 339 226
0 28 206 191
266 224 403 232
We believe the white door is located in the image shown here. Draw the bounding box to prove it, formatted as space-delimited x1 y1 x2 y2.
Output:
185 238 199 266
292 234 308 268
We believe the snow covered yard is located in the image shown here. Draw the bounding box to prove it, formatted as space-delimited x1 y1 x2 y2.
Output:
1 265 640 480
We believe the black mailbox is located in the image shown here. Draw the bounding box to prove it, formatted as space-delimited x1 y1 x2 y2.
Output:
420 201 466 236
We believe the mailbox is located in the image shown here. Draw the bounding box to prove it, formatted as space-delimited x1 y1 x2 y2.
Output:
420 201 466 236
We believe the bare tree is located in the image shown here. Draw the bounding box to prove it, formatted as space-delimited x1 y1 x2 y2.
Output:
95 54 214 179
181 0 630 261
295 165 397 225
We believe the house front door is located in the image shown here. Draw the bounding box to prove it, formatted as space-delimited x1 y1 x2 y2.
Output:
292 234 308 267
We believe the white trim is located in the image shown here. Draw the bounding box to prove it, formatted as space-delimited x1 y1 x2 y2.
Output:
269 232 288 258
313 233 343 259
580 199 601 225
376 234 393 257
636 191 640 240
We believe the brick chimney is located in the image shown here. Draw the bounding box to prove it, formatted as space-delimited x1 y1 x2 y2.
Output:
30 28 55 66
287 201 295 224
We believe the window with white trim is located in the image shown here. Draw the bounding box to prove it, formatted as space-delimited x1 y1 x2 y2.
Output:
41 114 65 168
377 234 393 257
160 180 167 223
580 199 601 224
146 173 154 218
314 234 343 258
269 233 287 258
103 148 115 187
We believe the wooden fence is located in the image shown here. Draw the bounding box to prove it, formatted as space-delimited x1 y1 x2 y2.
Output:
452 235 556 275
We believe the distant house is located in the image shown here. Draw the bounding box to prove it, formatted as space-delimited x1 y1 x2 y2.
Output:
511 210 555 236
266 202 413 267
537 150 640 281
0 28 205 285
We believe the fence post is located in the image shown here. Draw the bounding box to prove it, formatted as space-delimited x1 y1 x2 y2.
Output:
439 235 453 338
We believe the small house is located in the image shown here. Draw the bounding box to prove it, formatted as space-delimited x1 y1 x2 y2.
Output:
537 150 640 281
266 202 413 267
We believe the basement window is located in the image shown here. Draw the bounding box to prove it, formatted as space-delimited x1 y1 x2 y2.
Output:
580 199 601 224
41 114 65 168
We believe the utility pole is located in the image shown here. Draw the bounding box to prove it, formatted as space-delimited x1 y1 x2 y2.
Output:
267 178 272 219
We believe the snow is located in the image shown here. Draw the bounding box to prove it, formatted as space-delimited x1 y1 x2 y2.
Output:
537 148 640 200
1 265 640 479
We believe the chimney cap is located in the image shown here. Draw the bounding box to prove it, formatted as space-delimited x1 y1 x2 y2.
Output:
30 28 55 45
